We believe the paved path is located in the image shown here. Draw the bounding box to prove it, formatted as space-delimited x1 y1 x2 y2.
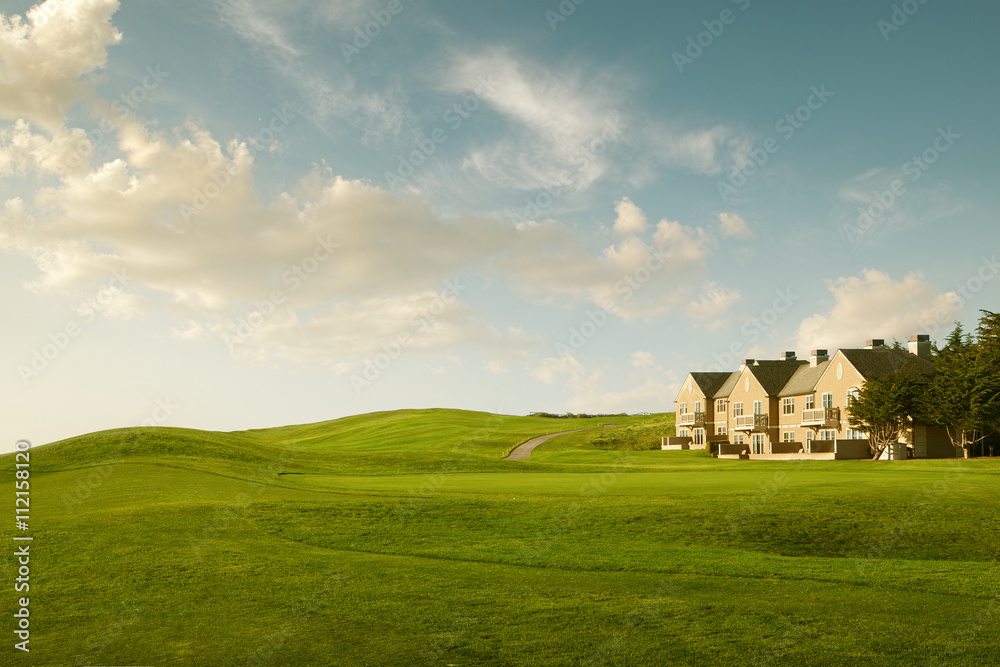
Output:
503 425 616 461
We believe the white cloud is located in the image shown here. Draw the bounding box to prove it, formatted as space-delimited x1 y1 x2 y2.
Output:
613 197 647 235
685 282 743 331
0 0 122 130
652 218 716 264
631 350 656 370
483 359 507 374
442 48 752 194
718 212 754 239
794 270 961 352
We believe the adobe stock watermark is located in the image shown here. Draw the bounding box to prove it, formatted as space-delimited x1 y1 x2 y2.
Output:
392 413 505 525
580 579 679 667
521 453 633 565
841 127 959 244
507 114 626 225
220 236 339 353
545 0 588 31
179 104 297 222
854 459 966 574
706 287 798 372
878 0 932 41
17 269 133 385
384 76 498 192
341 0 410 63
554 251 670 357
717 85 834 203
350 278 467 395
59 65 170 171
247 569 349 667
917 254 999 338
672 0 752 73
61 398 180 514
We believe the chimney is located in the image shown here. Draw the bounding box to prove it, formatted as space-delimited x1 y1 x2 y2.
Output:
810 349 829 367
908 334 931 359
780 351 796 362
740 358 756 369
865 339 885 349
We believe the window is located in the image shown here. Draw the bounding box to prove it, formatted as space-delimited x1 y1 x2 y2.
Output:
716 425 727 436
845 428 867 440
693 429 705 445
782 397 795 415
806 431 814 442
678 429 689 438
819 429 836 441
716 399 726 413
694 401 702 414
733 402 744 417
822 393 833 409
753 400 763 415
733 434 745 444
751 433 766 454
783 431 795 442
679 402 688 415
847 389 860 408
805 395 815 410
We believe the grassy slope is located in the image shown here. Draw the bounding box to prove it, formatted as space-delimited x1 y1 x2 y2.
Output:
4 409 999 666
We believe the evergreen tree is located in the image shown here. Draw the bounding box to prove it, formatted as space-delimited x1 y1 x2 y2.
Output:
921 322 991 458
847 362 921 460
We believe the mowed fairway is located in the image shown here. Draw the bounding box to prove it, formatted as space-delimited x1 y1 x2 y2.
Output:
6 409 1000 666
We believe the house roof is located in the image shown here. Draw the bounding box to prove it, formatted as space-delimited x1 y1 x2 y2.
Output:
778 360 831 397
745 360 809 396
838 348 934 381
689 372 736 398
713 371 741 399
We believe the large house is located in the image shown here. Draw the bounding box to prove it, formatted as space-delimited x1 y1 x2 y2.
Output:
668 336 959 460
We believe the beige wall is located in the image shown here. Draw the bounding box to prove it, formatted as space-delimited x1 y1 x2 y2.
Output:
813 352 867 436
726 367 773 451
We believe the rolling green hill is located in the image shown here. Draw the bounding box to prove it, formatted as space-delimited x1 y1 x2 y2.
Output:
4 409 998 665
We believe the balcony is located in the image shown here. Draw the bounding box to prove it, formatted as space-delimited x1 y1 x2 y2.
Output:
801 407 840 428
734 414 768 432
677 411 705 427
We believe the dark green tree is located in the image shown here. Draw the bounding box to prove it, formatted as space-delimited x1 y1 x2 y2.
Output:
847 362 921 460
921 322 993 458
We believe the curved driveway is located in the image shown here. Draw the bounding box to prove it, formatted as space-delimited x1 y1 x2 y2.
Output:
503 425 615 461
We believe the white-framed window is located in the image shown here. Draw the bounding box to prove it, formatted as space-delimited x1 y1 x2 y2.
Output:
805 395 815 410
782 397 795 415
716 398 726 413
783 431 795 442
678 428 689 438
845 428 867 440
693 429 705 445
733 402 744 417
753 400 763 415
679 402 688 415
822 393 834 409
694 401 702 414
751 433 766 454
819 429 837 441
806 431 815 442
716 425 728 436
733 433 745 444
847 389 860 408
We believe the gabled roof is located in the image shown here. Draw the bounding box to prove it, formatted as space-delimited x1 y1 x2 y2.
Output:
778 360 831 397
745 360 808 396
689 372 736 398
838 348 933 381
713 371 741 399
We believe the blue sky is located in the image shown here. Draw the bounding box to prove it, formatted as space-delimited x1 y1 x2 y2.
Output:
2 0 999 450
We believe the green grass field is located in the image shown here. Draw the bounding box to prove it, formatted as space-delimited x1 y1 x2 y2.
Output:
4 409 999 666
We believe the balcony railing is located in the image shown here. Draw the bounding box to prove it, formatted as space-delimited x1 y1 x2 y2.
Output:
678 411 705 427
734 414 768 431
801 407 840 427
